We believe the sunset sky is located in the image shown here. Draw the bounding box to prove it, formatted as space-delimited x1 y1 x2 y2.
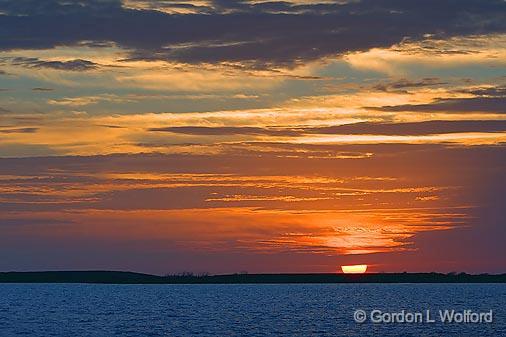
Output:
0 0 505 274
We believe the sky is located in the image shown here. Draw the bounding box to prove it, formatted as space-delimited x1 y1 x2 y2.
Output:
0 0 505 275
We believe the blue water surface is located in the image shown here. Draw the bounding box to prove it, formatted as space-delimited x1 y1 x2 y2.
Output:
0 283 505 336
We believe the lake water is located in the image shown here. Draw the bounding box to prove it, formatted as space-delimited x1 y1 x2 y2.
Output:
0 283 505 336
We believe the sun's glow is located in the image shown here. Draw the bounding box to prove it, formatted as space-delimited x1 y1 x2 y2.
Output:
341 264 368 274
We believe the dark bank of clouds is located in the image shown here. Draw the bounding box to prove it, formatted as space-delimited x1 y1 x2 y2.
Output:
374 97 506 113
0 0 505 68
149 120 506 137
308 120 506 136
373 85 506 113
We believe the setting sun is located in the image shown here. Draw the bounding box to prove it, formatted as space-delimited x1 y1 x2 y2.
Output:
341 265 368 274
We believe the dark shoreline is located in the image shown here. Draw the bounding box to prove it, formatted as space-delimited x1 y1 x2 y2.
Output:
1 271 506 284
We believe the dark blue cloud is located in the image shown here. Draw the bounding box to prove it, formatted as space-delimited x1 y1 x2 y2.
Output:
373 85 506 113
0 0 504 68
31 87 54 91
0 127 38 134
373 78 447 92
148 120 506 136
9 57 99 71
